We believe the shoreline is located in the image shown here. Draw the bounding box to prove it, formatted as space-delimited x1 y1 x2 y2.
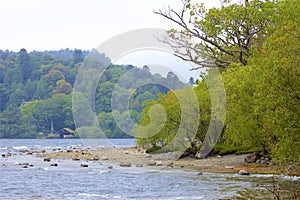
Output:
36 146 300 176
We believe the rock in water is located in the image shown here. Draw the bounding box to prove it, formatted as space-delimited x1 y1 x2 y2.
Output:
238 170 250 175
19 162 30 166
43 158 51 162
72 157 80 161
245 153 257 163
119 162 132 167
80 164 88 168
93 155 100 161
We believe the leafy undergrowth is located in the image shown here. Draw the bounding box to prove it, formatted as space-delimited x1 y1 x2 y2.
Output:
211 143 264 156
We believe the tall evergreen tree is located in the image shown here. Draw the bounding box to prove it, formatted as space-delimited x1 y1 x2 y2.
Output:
18 48 31 83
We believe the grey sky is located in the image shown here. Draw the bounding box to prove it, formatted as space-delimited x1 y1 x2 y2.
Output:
0 0 221 80
0 0 220 51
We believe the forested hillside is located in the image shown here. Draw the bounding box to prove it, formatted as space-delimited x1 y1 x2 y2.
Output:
136 0 299 164
0 48 185 138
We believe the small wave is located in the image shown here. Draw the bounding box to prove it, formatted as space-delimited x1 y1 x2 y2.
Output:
78 193 118 198
90 169 110 174
29 145 41 149
283 175 300 181
174 197 203 200
12 146 29 151
251 174 300 181
36 167 48 171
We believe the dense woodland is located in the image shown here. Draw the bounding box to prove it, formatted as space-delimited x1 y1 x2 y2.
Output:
136 0 299 164
0 48 185 139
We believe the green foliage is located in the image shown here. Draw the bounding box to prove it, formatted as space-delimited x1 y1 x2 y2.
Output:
0 49 81 138
212 143 264 156
222 64 263 149
134 86 202 151
249 0 300 164
21 94 74 134
141 0 299 165
91 64 184 139
0 105 36 138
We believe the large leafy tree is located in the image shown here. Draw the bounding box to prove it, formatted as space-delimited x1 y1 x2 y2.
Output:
21 94 74 133
155 0 277 69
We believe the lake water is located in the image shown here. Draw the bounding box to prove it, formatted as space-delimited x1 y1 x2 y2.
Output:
0 139 299 200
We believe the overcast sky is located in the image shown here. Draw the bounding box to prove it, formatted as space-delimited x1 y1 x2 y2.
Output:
0 0 221 80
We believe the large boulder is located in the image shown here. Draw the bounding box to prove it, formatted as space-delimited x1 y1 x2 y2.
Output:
244 153 258 163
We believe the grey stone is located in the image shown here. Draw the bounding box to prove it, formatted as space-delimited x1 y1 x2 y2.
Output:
238 170 250 175
43 158 51 162
93 155 100 161
146 162 157 166
245 153 257 163
120 162 132 167
101 157 109 160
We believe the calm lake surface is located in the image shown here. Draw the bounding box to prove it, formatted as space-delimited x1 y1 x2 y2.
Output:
0 139 299 200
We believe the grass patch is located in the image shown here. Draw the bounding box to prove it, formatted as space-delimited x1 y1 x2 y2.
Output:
212 143 263 156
